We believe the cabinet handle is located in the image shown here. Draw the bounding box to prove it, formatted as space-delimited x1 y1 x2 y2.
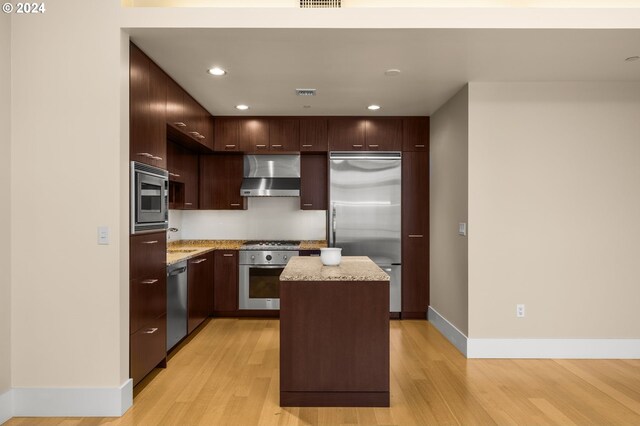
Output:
142 240 159 245
271 144 282 148
152 156 163 161
408 234 424 238
143 328 158 334
302 144 313 148
191 258 207 264
415 144 425 148
174 122 187 127
352 144 363 148
197 134 205 139
256 144 267 148
369 144 379 148
223 254 234 257
141 279 159 284
230 203 240 207
136 152 153 158
303 203 313 207
225 144 236 149
184 202 193 206
169 172 180 177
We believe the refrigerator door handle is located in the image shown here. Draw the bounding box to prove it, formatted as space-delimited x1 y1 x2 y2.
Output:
331 204 337 247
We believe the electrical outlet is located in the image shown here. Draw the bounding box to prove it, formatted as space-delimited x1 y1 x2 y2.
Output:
516 304 525 318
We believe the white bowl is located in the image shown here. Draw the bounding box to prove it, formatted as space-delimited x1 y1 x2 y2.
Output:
320 248 342 266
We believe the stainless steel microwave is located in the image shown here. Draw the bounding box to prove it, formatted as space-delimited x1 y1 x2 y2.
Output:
131 161 168 234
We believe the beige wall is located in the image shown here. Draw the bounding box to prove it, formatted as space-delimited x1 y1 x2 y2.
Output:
430 85 469 335
11 1 127 387
0 12 11 394
468 82 640 338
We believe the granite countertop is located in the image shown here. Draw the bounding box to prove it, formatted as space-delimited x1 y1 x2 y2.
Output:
166 239 328 266
280 256 390 282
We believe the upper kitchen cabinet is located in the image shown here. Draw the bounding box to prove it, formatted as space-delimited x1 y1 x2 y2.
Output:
401 151 429 318
165 75 214 153
328 118 366 151
214 118 240 152
130 43 166 169
365 118 402 151
239 118 269 152
269 118 299 152
199 154 247 210
402 117 429 152
300 154 327 210
299 118 328 152
167 140 199 210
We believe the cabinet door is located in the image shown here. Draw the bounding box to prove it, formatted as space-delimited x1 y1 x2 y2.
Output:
130 272 166 335
300 118 328 152
199 154 247 210
300 154 327 210
328 118 366 151
402 117 429 152
148 61 167 168
182 149 199 210
199 114 215 151
214 250 238 312
167 140 185 183
166 77 185 128
401 151 429 316
129 44 152 165
269 118 299 152
239 118 269 152
366 118 402 151
187 253 213 333
214 118 240 151
130 314 167 386
130 232 167 280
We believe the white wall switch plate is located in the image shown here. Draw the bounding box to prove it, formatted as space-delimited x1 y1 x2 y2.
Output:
98 226 109 245
516 304 525 318
458 222 467 236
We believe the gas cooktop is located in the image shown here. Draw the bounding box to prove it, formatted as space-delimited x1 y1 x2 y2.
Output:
241 240 301 251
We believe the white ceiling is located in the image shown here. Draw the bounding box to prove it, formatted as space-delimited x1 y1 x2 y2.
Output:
128 28 640 116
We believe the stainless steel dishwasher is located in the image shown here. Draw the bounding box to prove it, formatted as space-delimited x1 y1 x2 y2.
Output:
167 261 188 351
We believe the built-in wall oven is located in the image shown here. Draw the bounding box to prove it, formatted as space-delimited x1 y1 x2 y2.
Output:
131 161 169 234
239 241 300 310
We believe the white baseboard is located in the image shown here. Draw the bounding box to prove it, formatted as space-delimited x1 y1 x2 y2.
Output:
467 338 640 359
428 306 468 356
12 379 133 417
0 388 12 425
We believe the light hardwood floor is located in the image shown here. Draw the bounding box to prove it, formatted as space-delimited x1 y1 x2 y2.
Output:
6 319 640 425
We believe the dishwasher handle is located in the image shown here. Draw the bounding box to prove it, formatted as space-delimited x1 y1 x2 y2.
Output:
168 266 187 276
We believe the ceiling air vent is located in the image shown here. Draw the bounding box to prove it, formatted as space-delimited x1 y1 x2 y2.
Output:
296 88 317 96
300 0 341 8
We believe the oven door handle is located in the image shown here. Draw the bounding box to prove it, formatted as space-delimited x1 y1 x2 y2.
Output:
245 265 287 269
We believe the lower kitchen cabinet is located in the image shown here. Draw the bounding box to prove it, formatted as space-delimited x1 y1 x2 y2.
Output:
401 151 430 318
199 154 247 210
130 314 167 386
187 252 214 333
213 250 238 314
300 154 327 210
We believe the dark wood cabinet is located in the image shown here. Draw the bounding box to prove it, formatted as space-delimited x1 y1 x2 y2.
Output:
300 118 328 152
129 230 167 385
166 76 185 129
213 118 240 151
199 154 247 210
239 118 270 152
187 252 214 333
401 151 429 318
300 154 327 210
365 118 402 151
130 43 166 168
269 118 299 152
167 141 199 210
328 118 366 151
402 117 429 152
213 250 238 313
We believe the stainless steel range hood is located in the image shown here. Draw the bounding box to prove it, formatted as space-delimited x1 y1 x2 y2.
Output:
241 154 301 197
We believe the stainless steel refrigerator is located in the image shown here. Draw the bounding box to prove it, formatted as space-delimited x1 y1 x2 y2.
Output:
329 152 402 312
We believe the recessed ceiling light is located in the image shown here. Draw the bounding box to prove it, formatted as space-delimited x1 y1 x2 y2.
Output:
384 69 401 77
207 67 227 76
235 104 249 110
367 105 381 111
625 56 640 62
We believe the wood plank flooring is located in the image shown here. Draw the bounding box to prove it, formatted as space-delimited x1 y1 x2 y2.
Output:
6 319 640 425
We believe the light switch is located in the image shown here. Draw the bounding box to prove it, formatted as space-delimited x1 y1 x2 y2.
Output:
458 222 467 237
98 226 110 245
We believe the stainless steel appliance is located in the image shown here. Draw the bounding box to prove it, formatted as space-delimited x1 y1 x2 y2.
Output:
240 154 301 197
239 241 300 310
167 261 188 350
131 161 168 234
329 152 402 312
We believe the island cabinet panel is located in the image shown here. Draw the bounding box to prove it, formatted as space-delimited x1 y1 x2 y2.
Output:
365 118 402 151
299 118 328 152
199 154 247 210
213 118 240 151
213 250 239 314
328 118 366 151
280 280 389 407
187 252 214 333
130 43 166 169
401 151 430 317
402 117 429 152
300 154 327 210
269 118 299 152
239 118 270 152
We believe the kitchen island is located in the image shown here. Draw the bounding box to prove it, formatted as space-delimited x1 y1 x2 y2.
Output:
279 256 390 407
